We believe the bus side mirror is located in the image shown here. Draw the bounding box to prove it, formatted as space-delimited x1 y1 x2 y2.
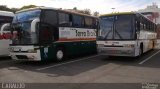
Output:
0 23 10 35
31 18 40 33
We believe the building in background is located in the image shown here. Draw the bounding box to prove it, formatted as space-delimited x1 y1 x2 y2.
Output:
138 3 160 39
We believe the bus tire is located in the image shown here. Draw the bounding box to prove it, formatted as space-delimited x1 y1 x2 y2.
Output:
152 41 155 49
55 48 65 61
139 44 143 56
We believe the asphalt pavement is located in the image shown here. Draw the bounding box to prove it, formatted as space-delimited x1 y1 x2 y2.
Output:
0 49 160 89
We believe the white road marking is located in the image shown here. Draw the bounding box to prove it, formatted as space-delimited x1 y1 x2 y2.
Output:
139 50 160 65
37 55 100 71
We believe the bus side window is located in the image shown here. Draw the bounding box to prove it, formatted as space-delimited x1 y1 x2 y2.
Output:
148 22 150 31
140 22 143 30
58 13 70 27
143 20 146 30
85 17 93 28
40 10 58 44
42 10 58 26
151 23 153 31
136 20 140 32
72 15 84 28
154 24 157 32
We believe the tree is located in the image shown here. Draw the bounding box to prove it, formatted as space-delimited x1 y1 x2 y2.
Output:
83 9 91 15
93 11 99 16
19 5 37 10
0 5 12 12
10 8 19 13
0 5 38 13
73 7 77 10
67 8 91 15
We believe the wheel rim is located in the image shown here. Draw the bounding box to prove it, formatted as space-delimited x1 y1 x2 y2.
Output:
56 50 63 60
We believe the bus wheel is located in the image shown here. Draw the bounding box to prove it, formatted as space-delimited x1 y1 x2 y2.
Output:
152 41 155 49
139 45 143 56
56 48 65 61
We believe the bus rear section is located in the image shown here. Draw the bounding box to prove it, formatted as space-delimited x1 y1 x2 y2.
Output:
97 12 157 57
0 11 14 56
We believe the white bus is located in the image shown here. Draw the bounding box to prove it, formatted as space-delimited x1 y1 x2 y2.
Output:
97 12 157 57
10 7 98 61
0 11 14 56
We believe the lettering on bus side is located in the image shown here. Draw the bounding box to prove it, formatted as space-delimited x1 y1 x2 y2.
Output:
76 30 86 37
87 30 97 37
0 33 12 40
0 33 16 40
59 27 96 38
74 29 96 37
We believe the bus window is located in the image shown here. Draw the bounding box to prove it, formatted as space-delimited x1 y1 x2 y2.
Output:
0 16 13 23
58 13 70 27
39 23 54 44
42 10 58 26
136 19 140 32
40 10 57 44
151 23 153 31
72 15 84 27
85 17 93 28
140 23 143 30
148 23 150 31
144 24 146 30
114 15 134 39
154 24 157 32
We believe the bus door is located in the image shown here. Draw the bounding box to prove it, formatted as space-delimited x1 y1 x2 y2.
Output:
39 10 59 59
39 10 58 45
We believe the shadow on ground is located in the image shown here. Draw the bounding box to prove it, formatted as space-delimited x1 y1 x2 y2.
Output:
1 49 160 77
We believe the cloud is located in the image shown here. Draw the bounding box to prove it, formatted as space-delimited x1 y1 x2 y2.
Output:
0 0 160 14
0 0 52 8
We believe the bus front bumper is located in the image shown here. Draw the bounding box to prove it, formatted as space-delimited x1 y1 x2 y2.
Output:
98 47 136 57
10 50 41 61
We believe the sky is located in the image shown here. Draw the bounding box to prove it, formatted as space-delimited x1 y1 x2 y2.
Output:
1 0 160 14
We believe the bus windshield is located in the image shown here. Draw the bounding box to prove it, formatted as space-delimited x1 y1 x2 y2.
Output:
12 10 41 45
99 14 135 40
13 10 41 23
99 16 114 39
0 16 13 29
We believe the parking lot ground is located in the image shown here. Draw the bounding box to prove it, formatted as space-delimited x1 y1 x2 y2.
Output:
0 49 160 84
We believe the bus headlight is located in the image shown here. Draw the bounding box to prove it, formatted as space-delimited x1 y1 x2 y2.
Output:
27 49 37 53
124 44 135 48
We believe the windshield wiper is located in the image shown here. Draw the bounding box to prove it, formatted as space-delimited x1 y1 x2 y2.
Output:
104 28 112 40
115 29 123 39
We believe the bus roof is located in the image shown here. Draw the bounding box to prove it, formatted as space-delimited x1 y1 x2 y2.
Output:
16 7 57 13
100 12 136 17
0 11 14 17
100 12 156 24
16 7 97 18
